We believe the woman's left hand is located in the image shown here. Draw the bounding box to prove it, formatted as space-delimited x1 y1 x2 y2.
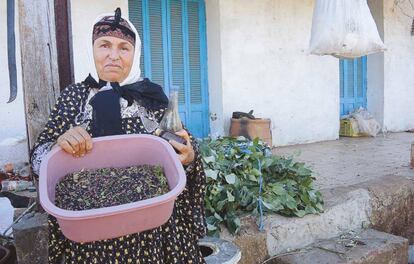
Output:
169 129 195 166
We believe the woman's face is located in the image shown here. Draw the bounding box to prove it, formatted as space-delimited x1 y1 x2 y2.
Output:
93 36 135 83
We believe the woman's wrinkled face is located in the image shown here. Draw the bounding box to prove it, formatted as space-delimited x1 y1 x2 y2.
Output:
93 36 135 83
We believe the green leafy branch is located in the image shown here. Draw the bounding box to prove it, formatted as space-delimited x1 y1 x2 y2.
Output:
199 136 324 235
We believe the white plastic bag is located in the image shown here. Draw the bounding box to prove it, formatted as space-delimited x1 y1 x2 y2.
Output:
309 0 386 58
350 108 381 137
0 197 14 236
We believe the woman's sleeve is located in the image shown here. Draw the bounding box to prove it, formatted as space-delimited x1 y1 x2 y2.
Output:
30 85 80 176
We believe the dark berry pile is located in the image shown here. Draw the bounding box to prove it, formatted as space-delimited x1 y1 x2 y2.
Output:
55 165 169 211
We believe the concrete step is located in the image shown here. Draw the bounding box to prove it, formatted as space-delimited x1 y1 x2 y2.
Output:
221 186 373 263
265 229 408 264
220 175 414 264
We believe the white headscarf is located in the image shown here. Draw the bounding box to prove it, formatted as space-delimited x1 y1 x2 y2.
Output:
87 12 142 86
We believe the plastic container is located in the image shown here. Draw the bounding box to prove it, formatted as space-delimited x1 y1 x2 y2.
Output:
340 119 361 137
39 134 186 243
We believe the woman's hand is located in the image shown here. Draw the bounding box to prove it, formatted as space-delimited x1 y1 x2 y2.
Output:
169 130 195 166
53 126 93 157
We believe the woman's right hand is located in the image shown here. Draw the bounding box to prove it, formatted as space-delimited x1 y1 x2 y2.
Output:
53 126 93 157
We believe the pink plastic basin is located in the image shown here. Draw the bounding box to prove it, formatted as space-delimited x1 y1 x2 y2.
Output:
39 134 186 243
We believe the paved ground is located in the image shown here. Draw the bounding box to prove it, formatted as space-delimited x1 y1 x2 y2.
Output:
273 132 414 189
2 132 413 189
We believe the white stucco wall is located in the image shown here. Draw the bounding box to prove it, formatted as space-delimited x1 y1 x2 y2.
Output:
0 1 28 164
2 0 412 160
206 0 339 146
205 0 225 138
367 0 385 127
70 0 129 83
382 1 414 131
0 1 25 140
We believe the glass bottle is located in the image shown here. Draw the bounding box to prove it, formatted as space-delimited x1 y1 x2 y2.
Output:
155 85 187 145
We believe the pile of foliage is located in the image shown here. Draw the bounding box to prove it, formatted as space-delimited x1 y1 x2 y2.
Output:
199 137 324 235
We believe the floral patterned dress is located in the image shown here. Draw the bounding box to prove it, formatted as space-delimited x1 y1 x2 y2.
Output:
30 80 206 264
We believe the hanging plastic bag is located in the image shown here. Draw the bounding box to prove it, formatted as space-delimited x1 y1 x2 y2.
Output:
309 0 386 58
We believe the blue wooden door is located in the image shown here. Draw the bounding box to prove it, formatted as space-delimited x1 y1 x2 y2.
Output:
129 0 209 138
340 56 367 116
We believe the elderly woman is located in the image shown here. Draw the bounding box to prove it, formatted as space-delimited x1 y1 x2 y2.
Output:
30 8 206 264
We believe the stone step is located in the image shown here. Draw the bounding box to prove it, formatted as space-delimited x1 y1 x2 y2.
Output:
220 175 414 264
13 213 48 264
265 229 408 264
220 186 373 263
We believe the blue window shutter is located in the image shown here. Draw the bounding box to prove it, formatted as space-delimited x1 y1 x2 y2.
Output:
347 59 355 98
128 0 145 77
357 58 363 97
148 0 166 87
340 56 367 116
186 0 205 137
129 0 209 138
340 60 344 115
188 1 202 105
168 0 187 124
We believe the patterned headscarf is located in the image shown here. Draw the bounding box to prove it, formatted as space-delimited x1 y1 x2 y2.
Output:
87 8 142 86
85 8 168 137
93 8 136 46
